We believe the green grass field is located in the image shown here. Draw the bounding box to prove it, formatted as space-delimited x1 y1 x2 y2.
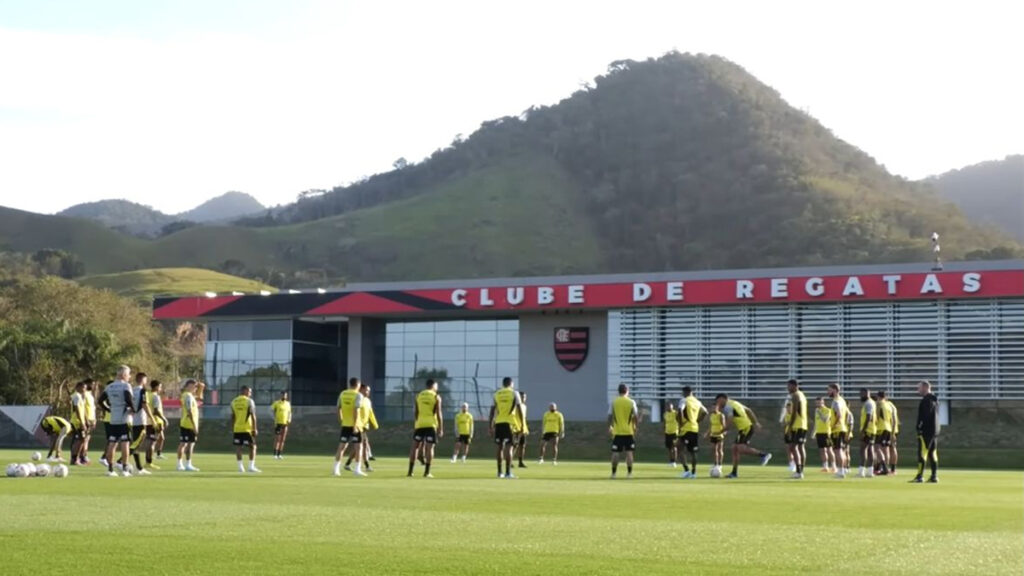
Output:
78 267 276 302
2 449 1021 575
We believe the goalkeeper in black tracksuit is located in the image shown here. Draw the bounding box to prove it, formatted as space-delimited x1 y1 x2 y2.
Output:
913 380 940 483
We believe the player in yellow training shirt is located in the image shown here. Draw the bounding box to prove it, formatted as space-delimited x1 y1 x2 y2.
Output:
271 391 292 460
514 392 531 469
663 401 680 468
345 384 379 472
408 378 443 478
147 380 168 465
827 383 850 478
705 404 726 474
452 402 474 463
677 386 708 479
609 384 639 478
177 379 201 472
490 376 524 479
333 378 367 477
786 379 809 479
82 379 97 464
538 403 565 465
69 380 88 465
41 415 72 462
715 393 771 479
858 388 877 478
881 390 900 474
813 396 835 472
871 392 891 475
230 385 260 474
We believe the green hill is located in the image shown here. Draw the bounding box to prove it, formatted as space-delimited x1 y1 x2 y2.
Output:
928 155 1024 243
2 53 1020 282
78 268 276 303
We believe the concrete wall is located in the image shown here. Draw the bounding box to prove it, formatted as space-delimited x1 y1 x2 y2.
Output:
518 311 609 421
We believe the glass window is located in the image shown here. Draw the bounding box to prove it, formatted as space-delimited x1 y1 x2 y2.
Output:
497 331 519 346
403 331 435 347
435 320 466 332
254 341 274 361
252 320 290 340
435 331 465 346
466 331 498 346
273 341 291 362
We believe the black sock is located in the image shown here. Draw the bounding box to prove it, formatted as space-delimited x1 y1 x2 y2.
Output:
929 460 937 478
627 464 633 474
424 463 431 476
407 460 414 476
497 461 502 475
146 454 152 465
731 466 738 475
505 461 510 475
156 451 162 457
345 456 352 466
612 463 618 474
682 464 689 472
691 462 697 475
133 454 142 469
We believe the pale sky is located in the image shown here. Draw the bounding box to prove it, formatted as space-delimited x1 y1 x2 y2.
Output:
0 0 1021 215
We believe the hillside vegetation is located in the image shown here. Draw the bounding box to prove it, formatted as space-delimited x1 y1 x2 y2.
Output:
929 155 1024 242
5 53 1020 283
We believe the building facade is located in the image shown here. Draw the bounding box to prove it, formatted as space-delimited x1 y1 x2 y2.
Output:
153 260 1024 421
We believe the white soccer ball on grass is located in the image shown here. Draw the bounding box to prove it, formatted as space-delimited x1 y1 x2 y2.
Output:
53 464 69 478
35 463 52 477
14 464 31 478
22 463 37 476
709 466 722 478
31 451 41 461
6 463 18 477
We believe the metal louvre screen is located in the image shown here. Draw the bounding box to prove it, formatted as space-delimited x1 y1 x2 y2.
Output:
612 298 1024 401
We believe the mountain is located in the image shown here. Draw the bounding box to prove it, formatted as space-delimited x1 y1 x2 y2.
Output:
5 53 1021 283
58 192 265 237
928 155 1024 242
78 267 276 304
177 191 266 223
58 199 173 237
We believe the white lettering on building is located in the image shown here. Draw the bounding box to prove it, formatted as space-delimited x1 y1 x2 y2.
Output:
770 278 788 298
451 289 467 307
736 280 754 299
920 274 943 295
882 275 901 295
842 276 864 296
805 277 824 297
479 288 494 307
667 282 684 302
962 272 981 293
568 285 585 304
633 283 652 302
537 286 555 305
506 287 524 305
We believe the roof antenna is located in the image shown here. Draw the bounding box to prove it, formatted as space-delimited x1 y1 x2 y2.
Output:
931 232 943 271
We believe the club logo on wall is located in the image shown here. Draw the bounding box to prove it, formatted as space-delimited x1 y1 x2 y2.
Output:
554 327 589 372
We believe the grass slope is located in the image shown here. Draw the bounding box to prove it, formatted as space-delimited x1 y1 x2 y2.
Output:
78 268 276 302
2 450 1021 575
1 156 604 280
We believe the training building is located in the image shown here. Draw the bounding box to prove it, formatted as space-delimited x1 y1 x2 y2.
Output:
152 260 1024 422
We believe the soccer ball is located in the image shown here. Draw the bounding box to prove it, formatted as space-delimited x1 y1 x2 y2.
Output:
35 463 52 477
31 451 41 461
22 463 37 476
709 466 722 478
53 464 68 478
14 464 31 478
5 463 18 477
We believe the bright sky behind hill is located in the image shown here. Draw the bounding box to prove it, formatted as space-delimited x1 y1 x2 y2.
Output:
0 0 1021 215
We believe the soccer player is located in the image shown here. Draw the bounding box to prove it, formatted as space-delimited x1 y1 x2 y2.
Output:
663 400 680 468
677 386 707 479
912 380 940 483
873 392 891 475
780 398 795 472
858 388 877 478
408 378 443 478
98 381 112 468
230 385 260 474
538 402 565 465
82 379 97 464
827 383 850 478
41 415 72 462
271 391 292 460
69 381 88 465
715 393 771 479
609 384 639 479
490 376 524 479
147 380 167 468
176 379 201 472
886 392 900 474
333 378 366 477
129 372 154 475
452 402 474 463
813 396 835 472
346 384 377 471
99 366 135 477
705 403 725 474
786 379 809 479
515 392 530 468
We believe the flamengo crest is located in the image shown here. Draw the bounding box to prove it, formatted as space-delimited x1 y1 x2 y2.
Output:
554 327 589 372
